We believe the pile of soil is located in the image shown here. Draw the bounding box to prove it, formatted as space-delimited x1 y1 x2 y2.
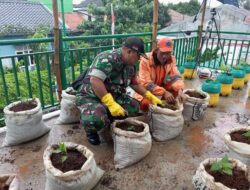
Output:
51 148 87 173
185 90 206 99
10 100 37 112
158 103 178 111
230 130 250 145
116 123 144 133
205 165 250 190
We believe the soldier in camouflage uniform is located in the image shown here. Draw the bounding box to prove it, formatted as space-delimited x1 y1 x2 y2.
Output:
76 37 164 145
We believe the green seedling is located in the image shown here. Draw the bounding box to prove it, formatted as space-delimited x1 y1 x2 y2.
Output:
239 59 250 66
219 64 231 74
243 130 250 137
210 155 233 176
233 65 242 70
53 143 68 162
186 54 196 62
127 126 136 131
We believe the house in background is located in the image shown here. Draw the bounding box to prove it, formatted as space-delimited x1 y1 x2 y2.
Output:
0 0 57 68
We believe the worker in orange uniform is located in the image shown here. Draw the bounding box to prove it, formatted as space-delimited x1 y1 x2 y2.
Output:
135 37 186 111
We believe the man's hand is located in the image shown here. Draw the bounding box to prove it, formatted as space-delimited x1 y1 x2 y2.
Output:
163 91 176 104
101 93 126 117
144 91 164 106
177 90 186 103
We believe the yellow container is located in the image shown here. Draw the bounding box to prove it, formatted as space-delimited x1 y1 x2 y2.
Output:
248 88 250 97
184 68 196 79
220 84 232 96
232 78 245 89
208 93 220 107
244 73 250 84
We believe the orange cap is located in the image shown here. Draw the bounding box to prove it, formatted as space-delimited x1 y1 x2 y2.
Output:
157 37 173 52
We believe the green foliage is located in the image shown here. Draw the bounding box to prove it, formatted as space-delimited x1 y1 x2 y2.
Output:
233 65 242 70
53 143 68 162
239 59 249 66
168 0 200 16
219 64 231 74
0 24 33 37
77 0 170 45
186 54 196 62
210 155 233 176
200 47 219 63
243 130 250 137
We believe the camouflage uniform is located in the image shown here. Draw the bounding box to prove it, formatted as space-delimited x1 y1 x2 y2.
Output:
76 48 140 134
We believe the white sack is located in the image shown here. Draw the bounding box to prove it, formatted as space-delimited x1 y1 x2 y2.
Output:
148 103 184 141
192 157 249 190
43 142 104 190
183 89 209 121
3 98 50 146
56 87 80 124
112 118 152 169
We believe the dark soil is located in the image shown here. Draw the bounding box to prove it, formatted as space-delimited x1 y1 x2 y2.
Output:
158 103 178 110
66 90 76 95
116 123 144 133
9 100 37 112
113 112 144 120
51 148 87 173
0 176 10 190
185 90 206 99
230 130 250 145
205 165 250 190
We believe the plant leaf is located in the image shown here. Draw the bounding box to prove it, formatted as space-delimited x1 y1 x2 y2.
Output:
61 156 67 163
243 131 250 137
52 149 61 154
222 162 233 169
223 168 233 176
210 162 222 171
221 155 229 163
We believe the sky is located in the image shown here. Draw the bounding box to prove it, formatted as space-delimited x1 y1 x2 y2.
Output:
73 0 223 7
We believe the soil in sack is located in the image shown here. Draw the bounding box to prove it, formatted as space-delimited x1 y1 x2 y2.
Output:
205 165 250 190
158 102 178 111
113 112 144 120
51 146 87 173
185 90 206 99
116 122 144 133
0 176 9 190
9 99 37 112
230 130 250 144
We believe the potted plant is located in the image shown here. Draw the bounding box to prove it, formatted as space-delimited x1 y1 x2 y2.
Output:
43 142 104 190
3 98 50 147
183 89 210 120
216 64 233 96
177 66 185 78
224 127 250 165
202 79 221 107
0 174 20 190
231 65 246 89
56 87 80 124
148 101 184 141
111 118 151 169
184 55 196 79
193 156 250 190
239 59 250 84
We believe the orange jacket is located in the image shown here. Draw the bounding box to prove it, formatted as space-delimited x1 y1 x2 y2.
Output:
135 51 184 101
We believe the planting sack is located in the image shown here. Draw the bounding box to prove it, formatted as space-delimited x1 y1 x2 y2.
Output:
112 118 152 169
192 158 249 190
0 174 20 190
43 142 104 190
224 127 250 165
183 89 209 121
3 98 50 146
56 87 80 124
148 102 184 141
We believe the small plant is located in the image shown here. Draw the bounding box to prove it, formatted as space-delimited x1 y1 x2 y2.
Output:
219 64 231 74
210 155 233 175
239 59 250 66
243 130 250 137
233 65 242 70
186 54 196 62
127 126 136 131
53 143 68 162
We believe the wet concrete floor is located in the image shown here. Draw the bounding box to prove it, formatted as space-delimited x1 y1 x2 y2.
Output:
0 78 250 190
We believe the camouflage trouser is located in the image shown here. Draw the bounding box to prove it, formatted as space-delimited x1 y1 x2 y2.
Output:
76 93 140 134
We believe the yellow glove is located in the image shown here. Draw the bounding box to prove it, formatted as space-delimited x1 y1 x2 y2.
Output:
144 91 164 106
101 93 125 117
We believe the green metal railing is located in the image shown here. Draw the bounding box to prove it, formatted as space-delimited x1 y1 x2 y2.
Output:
1 30 250 126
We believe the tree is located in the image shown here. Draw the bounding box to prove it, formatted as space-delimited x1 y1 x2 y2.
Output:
77 0 171 45
168 0 200 16
240 0 250 10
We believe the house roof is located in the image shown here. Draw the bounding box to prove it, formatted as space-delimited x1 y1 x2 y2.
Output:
166 9 191 26
59 12 84 31
0 0 54 33
74 0 103 8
